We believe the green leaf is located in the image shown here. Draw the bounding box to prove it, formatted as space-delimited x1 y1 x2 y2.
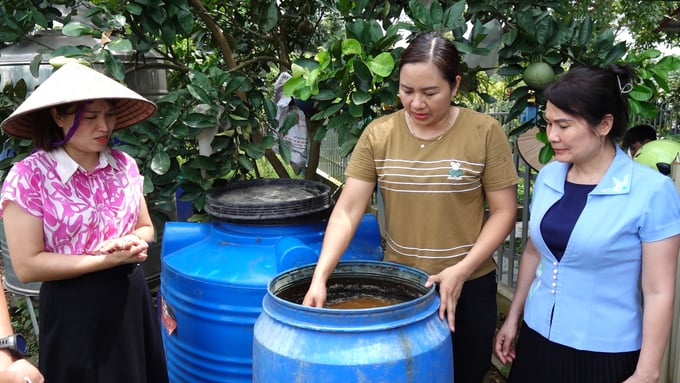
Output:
351 90 372 105
103 52 126 81
538 145 554 165
515 10 536 37
509 86 529 101
311 102 344 121
279 111 299 134
498 64 524 76
656 55 680 72
340 137 359 157
107 38 133 52
148 7 167 25
190 156 217 171
429 0 444 25
124 3 143 15
502 28 518 46
577 16 593 46
224 76 247 95
282 77 306 97
175 9 194 35
187 84 212 103
341 39 363 56
261 135 275 149
535 16 554 46
649 68 670 91
160 21 177 46
349 100 363 117
29 54 42 78
313 88 339 101
261 1 278 32
629 84 653 102
278 138 291 163
628 98 641 114
62 22 95 37
184 113 216 129
353 60 373 83
237 155 254 171
602 42 627 66
634 49 662 62
244 143 266 159
442 0 466 31
366 52 395 78
409 0 431 29
228 114 248 121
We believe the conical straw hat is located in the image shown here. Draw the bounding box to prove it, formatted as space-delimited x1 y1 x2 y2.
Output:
0 62 156 138
516 127 553 171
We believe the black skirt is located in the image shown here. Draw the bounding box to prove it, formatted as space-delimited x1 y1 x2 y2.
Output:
508 321 640 383
39 264 169 383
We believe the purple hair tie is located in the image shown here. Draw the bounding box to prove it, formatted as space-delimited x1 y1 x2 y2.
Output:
52 102 90 148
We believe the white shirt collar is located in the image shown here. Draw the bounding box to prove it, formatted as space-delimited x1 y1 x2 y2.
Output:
51 147 119 183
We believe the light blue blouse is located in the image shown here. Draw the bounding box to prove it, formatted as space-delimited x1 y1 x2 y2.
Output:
524 147 680 352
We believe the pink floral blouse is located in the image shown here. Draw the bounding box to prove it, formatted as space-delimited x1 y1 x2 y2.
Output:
0 147 143 255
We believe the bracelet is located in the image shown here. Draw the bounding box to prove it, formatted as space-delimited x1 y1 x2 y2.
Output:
24 377 32 383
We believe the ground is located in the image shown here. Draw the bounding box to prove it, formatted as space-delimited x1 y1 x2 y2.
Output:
485 366 507 383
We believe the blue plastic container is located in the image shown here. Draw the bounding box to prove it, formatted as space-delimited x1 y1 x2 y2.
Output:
253 261 453 383
160 179 383 383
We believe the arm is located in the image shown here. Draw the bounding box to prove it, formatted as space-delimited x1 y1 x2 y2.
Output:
425 185 517 331
302 177 377 307
624 235 680 383
494 237 541 364
0 292 15 370
3 201 148 283
130 196 155 243
0 290 43 382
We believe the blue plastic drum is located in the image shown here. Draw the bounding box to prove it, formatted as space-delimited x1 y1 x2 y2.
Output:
253 261 454 383
160 179 384 382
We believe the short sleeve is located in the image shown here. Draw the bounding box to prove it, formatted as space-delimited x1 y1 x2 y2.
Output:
481 120 519 191
0 160 45 218
639 175 680 243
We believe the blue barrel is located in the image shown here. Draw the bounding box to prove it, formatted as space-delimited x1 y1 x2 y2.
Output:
160 179 383 383
252 261 454 383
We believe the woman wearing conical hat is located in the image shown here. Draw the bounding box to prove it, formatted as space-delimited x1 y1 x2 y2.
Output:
0 62 169 383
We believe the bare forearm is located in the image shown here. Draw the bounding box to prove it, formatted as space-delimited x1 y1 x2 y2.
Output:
14 252 115 282
505 240 540 325
633 293 674 381
456 208 515 278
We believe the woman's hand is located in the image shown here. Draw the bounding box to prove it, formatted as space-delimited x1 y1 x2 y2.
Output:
302 280 327 308
425 265 467 332
494 318 519 365
93 235 149 264
5 358 44 383
622 370 660 383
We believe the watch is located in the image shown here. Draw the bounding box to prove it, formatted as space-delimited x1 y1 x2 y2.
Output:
0 334 27 357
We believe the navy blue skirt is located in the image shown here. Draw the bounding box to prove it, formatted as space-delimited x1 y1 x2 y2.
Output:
39 264 168 383
508 321 640 383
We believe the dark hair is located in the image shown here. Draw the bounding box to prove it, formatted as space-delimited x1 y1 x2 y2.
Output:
399 31 461 87
622 124 657 149
30 104 74 151
30 100 117 151
543 64 633 143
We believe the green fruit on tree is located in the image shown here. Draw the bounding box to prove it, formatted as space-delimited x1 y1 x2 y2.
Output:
49 56 91 68
523 62 555 90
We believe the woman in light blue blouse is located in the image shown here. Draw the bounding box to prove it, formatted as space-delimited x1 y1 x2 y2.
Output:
494 64 680 383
